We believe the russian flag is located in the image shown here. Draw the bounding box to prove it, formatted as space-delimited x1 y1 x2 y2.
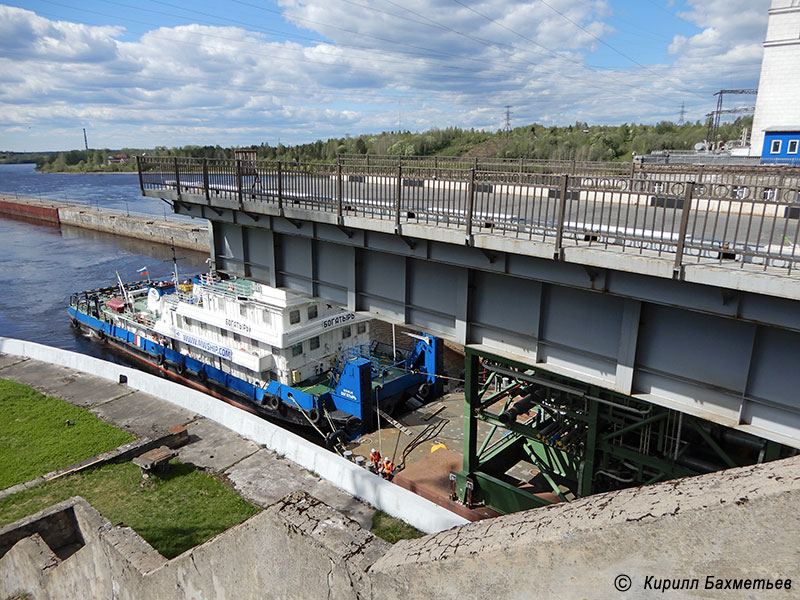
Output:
137 266 149 277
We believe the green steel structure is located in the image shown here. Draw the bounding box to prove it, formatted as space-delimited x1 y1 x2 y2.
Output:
451 348 786 515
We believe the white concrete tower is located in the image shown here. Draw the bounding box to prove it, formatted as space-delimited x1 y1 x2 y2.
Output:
750 0 800 156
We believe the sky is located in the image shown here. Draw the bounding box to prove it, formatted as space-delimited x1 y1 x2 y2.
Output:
0 0 771 152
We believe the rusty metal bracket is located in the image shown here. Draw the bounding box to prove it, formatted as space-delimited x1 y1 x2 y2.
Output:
464 477 475 507
449 472 458 500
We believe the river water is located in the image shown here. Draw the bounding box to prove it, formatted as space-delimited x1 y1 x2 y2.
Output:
0 163 208 361
0 162 192 221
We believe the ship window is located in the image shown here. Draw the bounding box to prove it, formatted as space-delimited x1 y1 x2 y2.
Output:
239 304 247 317
307 304 318 319
289 309 300 325
771 139 782 154
291 343 303 357
357 322 366 334
310 336 320 350
342 326 351 339
234 333 241 343
262 310 272 325
790 140 799 154
184 317 193 327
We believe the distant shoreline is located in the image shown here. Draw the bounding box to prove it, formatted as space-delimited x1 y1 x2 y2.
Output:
0 163 137 175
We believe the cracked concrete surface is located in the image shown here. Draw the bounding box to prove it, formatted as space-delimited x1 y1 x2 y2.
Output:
3 458 800 599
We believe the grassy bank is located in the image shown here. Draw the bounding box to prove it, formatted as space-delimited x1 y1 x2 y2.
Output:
0 461 260 558
371 510 424 544
0 378 135 489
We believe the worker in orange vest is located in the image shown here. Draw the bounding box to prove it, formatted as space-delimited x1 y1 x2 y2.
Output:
382 457 394 480
369 448 382 471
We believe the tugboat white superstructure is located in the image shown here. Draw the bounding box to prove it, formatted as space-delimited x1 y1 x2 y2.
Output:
68 273 442 440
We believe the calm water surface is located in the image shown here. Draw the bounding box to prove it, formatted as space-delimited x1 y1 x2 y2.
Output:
0 164 207 359
0 162 191 221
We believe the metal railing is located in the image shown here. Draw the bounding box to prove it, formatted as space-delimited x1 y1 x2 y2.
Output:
139 156 800 275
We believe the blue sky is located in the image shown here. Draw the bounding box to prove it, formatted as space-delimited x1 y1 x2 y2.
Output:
0 1 771 151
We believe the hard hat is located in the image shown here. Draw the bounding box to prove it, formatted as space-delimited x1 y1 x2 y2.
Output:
371 448 375 453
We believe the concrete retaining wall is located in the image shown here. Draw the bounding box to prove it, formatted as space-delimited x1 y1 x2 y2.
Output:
58 207 208 252
0 493 389 600
0 196 209 252
368 455 800 599
2 457 799 599
0 338 468 535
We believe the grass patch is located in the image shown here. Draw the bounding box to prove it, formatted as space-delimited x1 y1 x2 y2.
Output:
0 461 260 558
371 510 425 544
0 378 135 489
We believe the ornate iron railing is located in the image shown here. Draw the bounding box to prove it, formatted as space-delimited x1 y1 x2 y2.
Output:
138 156 800 274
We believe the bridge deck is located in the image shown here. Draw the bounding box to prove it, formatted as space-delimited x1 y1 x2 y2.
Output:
138 157 800 449
139 157 800 285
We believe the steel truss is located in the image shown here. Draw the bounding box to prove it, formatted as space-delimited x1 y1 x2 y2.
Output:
451 348 786 514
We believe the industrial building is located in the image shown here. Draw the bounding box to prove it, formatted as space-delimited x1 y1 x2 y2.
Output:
751 0 800 162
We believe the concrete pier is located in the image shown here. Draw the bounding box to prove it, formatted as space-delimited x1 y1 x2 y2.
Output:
0 195 209 252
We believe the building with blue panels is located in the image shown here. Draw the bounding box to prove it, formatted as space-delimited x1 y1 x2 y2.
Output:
750 2 800 159
761 128 800 165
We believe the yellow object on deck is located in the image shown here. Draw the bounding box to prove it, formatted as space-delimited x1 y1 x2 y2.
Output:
430 442 447 453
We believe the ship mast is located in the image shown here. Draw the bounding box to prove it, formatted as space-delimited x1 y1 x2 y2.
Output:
115 270 133 309
170 239 180 286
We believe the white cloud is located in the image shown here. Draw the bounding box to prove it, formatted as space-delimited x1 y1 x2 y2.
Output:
0 1 774 151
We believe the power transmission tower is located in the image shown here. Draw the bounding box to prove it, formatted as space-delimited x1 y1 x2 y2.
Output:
678 103 685 125
503 105 512 133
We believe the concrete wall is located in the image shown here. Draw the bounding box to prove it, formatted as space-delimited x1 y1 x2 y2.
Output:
0 493 389 600
0 338 468 535
2 457 799 599
0 196 209 251
58 207 208 252
369 455 800 599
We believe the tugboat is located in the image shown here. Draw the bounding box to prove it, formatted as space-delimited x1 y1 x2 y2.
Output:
67 267 442 442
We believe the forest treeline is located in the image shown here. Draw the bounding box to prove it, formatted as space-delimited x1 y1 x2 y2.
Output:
2 117 751 173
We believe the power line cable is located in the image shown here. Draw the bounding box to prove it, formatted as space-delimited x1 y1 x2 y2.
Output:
533 0 708 99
